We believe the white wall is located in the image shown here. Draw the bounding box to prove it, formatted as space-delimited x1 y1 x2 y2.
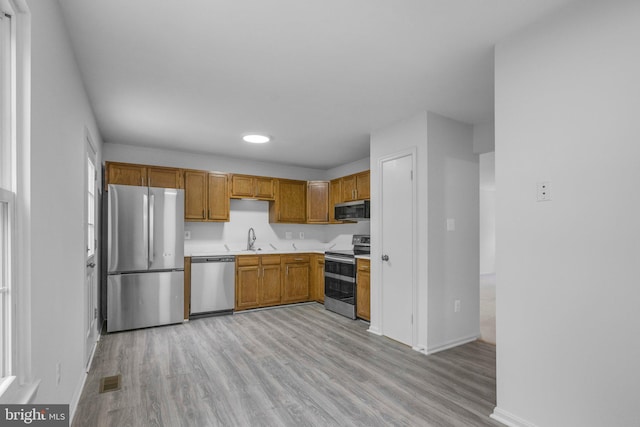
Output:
104 143 370 251
370 111 479 352
326 157 369 180
426 112 479 352
480 152 495 274
370 112 428 344
28 0 102 407
104 143 327 180
473 121 495 154
494 1 640 426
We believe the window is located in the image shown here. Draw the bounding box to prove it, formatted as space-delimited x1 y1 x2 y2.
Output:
0 8 15 384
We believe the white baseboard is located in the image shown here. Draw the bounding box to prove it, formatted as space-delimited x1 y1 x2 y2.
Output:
426 334 479 355
367 325 382 336
490 407 538 427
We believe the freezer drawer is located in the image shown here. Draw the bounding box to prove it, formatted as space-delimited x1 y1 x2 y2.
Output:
107 271 184 332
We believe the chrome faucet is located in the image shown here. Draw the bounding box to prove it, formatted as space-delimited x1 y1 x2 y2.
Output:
247 227 257 251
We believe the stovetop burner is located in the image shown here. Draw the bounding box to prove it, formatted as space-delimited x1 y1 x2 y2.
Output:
325 235 370 258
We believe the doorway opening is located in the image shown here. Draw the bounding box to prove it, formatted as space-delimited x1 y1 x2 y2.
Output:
479 152 495 344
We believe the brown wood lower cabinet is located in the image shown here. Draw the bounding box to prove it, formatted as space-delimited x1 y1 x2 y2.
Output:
236 253 316 310
311 254 325 303
281 255 310 303
235 255 282 310
356 258 370 321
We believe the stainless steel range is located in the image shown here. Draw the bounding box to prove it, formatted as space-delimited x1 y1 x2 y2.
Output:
324 235 370 319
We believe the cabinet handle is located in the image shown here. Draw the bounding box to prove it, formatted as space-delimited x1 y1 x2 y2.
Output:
294 258 303 261
286 266 289 275
202 209 205 218
208 209 211 218
141 177 144 186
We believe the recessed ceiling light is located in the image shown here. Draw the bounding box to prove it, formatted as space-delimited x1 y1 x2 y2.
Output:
243 134 270 144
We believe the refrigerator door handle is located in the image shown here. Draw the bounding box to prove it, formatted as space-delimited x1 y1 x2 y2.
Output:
143 192 149 264
108 189 118 270
149 194 155 264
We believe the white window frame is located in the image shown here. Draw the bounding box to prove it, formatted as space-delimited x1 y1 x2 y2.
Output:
0 0 35 403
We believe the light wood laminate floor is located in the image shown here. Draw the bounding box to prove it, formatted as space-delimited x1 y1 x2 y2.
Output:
73 303 499 427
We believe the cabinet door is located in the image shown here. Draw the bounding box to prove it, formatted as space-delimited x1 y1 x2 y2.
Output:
106 162 147 188
184 170 207 220
276 179 307 223
236 266 260 310
148 167 182 189
329 178 343 223
355 170 370 200
260 264 282 306
342 174 357 201
313 256 325 303
255 177 275 200
207 172 229 221
357 260 370 320
282 260 310 303
230 174 255 198
307 181 329 223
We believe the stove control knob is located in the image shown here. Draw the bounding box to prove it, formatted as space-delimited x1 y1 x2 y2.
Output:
381 254 389 261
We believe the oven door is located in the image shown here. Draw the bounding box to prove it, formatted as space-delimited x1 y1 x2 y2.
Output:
324 255 356 303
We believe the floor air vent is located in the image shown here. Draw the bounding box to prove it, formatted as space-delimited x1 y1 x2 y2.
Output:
99 374 121 393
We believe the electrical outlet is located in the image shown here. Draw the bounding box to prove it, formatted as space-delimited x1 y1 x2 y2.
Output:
537 181 552 202
299 232 304 239
454 299 461 313
184 231 191 240
56 362 61 385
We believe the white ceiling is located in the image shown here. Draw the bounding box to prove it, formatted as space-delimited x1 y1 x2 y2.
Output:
58 0 576 169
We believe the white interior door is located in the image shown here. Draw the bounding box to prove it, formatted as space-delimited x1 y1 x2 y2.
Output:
381 152 415 346
84 141 98 368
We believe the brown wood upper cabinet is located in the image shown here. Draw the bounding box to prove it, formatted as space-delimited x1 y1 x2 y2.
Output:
230 174 275 200
184 170 229 222
269 179 307 223
356 258 370 321
341 170 370 202
307 181 329 223
105 162 183 190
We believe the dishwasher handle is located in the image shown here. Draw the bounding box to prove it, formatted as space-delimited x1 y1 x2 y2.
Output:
191 256 236 263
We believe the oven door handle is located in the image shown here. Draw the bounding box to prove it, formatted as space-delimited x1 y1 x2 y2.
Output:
324 255 356 264
324 272 355 283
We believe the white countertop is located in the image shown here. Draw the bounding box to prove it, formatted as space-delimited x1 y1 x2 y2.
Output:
187 249 326 257
355 254 371 260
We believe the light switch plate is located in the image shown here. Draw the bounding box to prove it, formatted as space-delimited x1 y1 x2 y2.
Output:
184 231 191 240
285 231 293 240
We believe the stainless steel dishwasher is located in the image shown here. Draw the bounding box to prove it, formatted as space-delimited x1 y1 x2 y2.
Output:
190 256 236 317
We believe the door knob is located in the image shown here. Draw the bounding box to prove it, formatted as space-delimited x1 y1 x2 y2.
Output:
381 254 389 261
87 262 96 268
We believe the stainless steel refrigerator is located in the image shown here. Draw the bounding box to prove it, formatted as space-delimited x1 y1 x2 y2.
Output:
107 184 184 332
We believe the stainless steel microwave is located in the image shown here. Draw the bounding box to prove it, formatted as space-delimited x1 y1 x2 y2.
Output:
335 200 370 221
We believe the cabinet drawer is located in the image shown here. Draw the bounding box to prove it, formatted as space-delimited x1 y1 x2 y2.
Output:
282 254 310 264
261 255 281 265
237 255 260 266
